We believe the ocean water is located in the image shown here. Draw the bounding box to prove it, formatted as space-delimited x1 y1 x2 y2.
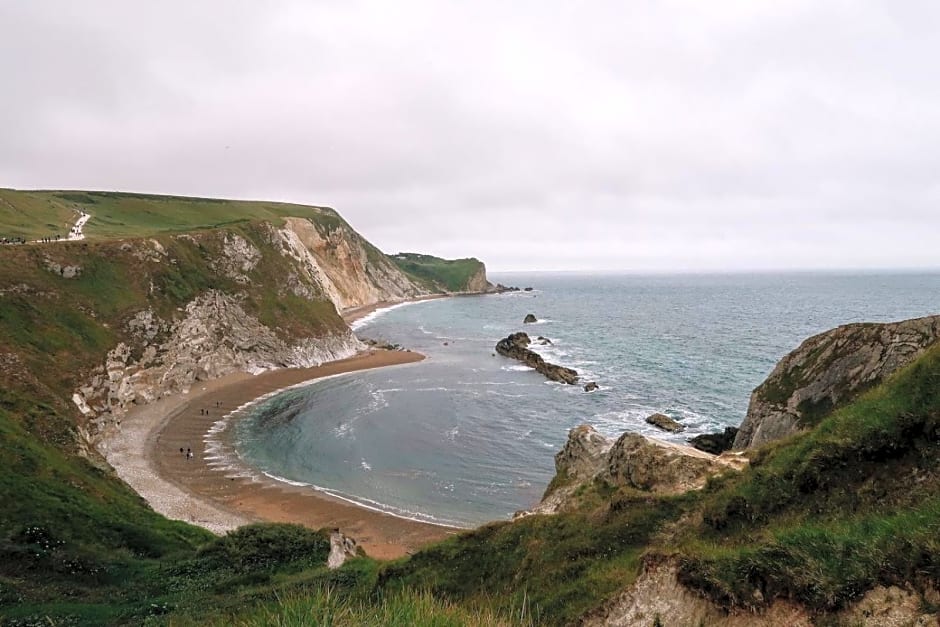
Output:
232 272 940 527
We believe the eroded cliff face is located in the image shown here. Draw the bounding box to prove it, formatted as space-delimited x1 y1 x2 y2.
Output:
280 216 429 310
64 216 429 439
74 290 362 437
463 264 492 293
734 315 940 449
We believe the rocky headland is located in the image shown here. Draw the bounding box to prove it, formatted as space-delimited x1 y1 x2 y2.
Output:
734 314 940 449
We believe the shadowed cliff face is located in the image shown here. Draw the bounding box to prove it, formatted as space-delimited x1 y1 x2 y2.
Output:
734 315 940 449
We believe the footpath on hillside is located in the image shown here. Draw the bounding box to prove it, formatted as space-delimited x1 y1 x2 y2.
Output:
1 209 90 245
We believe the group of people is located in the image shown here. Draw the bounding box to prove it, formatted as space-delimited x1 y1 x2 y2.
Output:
199 401 224 417
180 401 227 460
1 236 27 245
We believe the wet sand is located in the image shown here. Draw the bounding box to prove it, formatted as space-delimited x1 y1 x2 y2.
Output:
112 349 458 560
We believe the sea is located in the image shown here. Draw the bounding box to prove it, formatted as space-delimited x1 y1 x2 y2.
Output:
230 272 940 527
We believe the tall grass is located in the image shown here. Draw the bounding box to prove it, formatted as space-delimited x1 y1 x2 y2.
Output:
676 344 940 610
202 587 534 627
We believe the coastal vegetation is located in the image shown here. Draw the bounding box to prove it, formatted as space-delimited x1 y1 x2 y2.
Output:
1 189 938 624
389 252 487 293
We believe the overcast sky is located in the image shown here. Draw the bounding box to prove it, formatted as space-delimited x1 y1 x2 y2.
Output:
2 1 938 271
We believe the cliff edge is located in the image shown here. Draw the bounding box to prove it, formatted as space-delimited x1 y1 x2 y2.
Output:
734 314 940 449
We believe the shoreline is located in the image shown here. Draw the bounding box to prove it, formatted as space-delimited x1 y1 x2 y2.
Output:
105 349 458 560
341 294 449 327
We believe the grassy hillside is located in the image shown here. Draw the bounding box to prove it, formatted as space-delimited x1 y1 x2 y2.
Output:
389 252 486 293
0 223 345 406
674 343 940 611
0 188 342 241
0 219 351 623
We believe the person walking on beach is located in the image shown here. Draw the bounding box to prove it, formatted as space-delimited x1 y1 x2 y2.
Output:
186 447 192 460
180 447 184 456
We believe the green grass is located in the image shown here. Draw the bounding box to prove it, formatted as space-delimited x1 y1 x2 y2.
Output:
0 188 341 241
199 587 533 627
673 344 940 611
379 492 691 626
389 253 485 293
0 397 214 625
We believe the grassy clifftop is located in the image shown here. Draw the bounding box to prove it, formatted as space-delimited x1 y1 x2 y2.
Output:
389 252 488 293
0 188 341 241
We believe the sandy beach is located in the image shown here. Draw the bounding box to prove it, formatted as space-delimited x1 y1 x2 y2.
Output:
340 294 448 325
105 349 458 560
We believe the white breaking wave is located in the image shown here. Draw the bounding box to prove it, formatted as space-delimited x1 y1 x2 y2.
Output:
350 299 438 331
259 471 468 528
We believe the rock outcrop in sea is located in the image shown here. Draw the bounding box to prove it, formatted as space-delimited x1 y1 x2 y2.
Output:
523 313 538 324
734 315 940 449
495 332 578 384
645 412 685 433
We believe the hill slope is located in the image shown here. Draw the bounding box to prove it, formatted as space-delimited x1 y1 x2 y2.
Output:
0 190 495 299
389 252 493 293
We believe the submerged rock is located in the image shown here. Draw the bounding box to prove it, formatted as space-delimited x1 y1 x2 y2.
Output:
536 335 553 345
646 412 685 433
584 381 599 392
495 332 578 384
524 287 534 291
688 427 738 455
523 313 538 324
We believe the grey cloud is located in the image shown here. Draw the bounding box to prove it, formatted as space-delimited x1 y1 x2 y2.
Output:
1 0 938 271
